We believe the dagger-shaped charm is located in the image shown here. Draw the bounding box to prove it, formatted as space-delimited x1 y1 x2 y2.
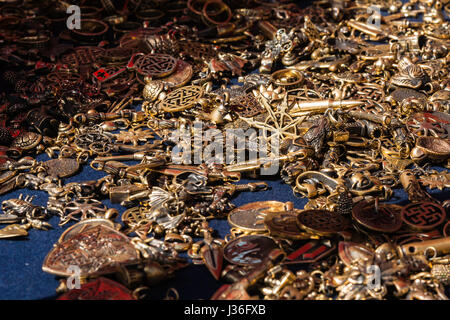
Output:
201 242 224 281
200 229 224 281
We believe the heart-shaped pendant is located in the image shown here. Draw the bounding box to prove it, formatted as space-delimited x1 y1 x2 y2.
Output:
42 223 139 277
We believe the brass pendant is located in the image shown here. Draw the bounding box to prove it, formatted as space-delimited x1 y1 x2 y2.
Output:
42 223 140 277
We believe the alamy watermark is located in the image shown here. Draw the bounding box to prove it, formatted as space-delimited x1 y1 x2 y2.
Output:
66 265 81 289
169 121 280 175
366 265 381 290
367 5 381 29
66 5 81 30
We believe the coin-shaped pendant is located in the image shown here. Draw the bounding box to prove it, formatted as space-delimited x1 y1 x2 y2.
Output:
134 53 177 78
264 210 311 240
223 234 279 267
401 202 446 231
297 209 350 236
161 59 193 88
228 201 293 233
352 200 403 233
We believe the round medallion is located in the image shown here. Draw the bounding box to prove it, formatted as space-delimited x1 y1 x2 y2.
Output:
297 209 350 236
61 46 104 66
134 53 177 78
264 210 308 240
228 201 292 233
352 200 403 233
160 85 204 112
401 202 446 231
47 70 81 86
161 59 193 88
223 235 279 266
122 206 150 230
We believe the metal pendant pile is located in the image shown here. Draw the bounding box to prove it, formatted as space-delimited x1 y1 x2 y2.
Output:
0 0 449 300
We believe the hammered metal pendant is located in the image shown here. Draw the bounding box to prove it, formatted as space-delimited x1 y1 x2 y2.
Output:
223 234 280 267
228 201 294 234
42 224 139 277
41 158 80 178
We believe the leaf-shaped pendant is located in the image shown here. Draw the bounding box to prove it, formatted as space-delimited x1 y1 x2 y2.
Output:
0 224 28 239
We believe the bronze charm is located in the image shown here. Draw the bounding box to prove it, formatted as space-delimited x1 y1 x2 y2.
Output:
228 201 293 234
297 209 351 237
223 235 280 267
401 202 446 231
42 224 139 277
352 200 403 233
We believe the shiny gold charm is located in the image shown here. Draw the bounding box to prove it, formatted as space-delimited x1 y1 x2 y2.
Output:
159 85 205 112
0 224 29 239
420 170 450 190
390 57 428 89
228 201 294 234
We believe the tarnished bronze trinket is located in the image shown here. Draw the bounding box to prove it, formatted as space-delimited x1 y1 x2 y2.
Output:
42 224 140 277
352 199 403 233
297 209 351 237
401 202 446 231
223 235 280 267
